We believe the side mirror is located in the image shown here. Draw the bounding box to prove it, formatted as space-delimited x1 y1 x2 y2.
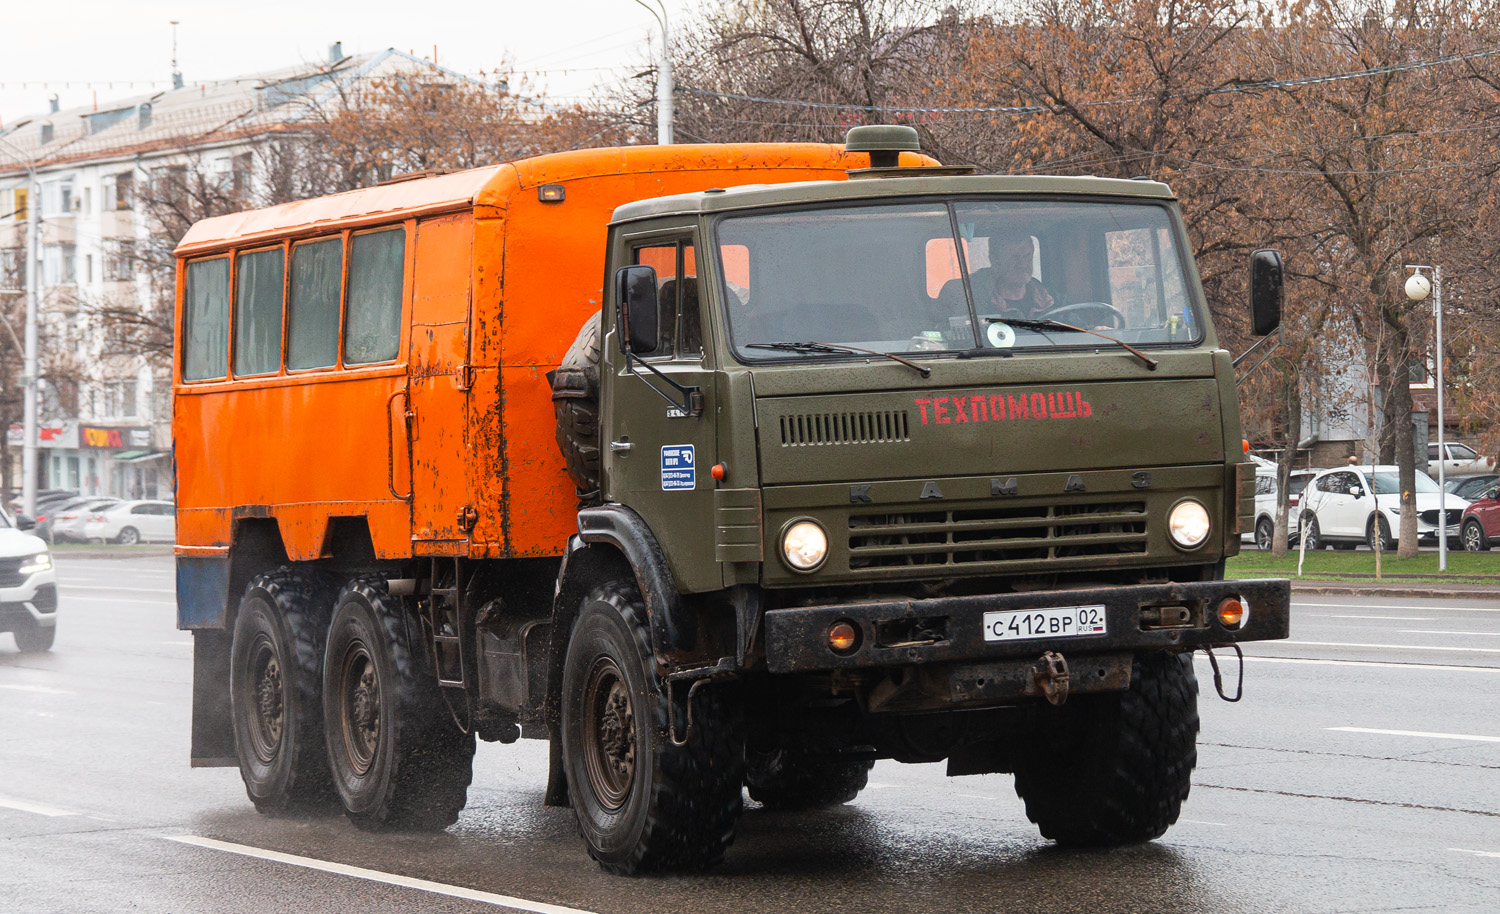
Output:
15 514 34 530
1249 249 1282 336
615 265 659 354
1350 488 1363 499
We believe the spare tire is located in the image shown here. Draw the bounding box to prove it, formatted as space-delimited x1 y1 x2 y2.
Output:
548 312 603 506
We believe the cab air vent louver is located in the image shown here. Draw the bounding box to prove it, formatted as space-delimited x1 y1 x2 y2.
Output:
779 410 910 447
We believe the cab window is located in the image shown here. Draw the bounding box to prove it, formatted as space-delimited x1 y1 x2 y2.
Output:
183 257 230 380
631 239 701 359
287 237 343 370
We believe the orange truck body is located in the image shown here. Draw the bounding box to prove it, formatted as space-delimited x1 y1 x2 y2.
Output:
173 144 908 589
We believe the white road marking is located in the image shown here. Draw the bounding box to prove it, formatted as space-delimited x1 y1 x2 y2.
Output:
1281 640 1500 654
1293 602 1500 613
1217 655 1500 674
1314 614 1433 621
0 683 73 694
1451 848 1500 858
0 795 76 817
62 585 176 595
165 836 601 914
1178 818 1229 827
1330 727 1500 743
65 597 172 606
1398 630 1500 636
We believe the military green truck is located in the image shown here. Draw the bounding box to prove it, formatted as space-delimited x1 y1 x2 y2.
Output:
546 126 1290 872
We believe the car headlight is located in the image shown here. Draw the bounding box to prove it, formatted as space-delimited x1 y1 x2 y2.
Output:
18 552 52 575
781 520 829 572
1167 500 1211 550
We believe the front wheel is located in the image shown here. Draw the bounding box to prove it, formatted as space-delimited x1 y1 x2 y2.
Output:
13 619 55 653
561 581 746 874
323 577 474 831
1012 652 1199 846
1368 516 1394 552
1463 518 1489 552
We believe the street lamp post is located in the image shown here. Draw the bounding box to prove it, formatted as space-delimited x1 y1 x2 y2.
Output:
0 134 41 520
1405 264 1445 571
633 0 673 144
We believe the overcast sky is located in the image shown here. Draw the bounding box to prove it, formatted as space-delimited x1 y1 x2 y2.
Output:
0 0 699 124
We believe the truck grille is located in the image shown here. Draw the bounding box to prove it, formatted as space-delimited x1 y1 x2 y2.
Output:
848 501 1148 569
779 410 910 447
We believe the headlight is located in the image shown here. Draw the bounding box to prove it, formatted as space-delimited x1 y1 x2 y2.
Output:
18 552 52 575
1167 500 1211 550
781 520 828 572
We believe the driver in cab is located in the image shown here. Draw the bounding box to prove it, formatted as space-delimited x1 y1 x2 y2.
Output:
971 230 1055 320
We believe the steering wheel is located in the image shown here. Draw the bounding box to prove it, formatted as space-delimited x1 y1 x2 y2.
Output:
1040 301 1126 330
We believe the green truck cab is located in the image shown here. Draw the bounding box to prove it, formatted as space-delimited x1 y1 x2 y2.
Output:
550 131 1290 872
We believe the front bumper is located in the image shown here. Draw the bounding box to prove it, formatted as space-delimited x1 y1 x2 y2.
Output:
764 577 1289 674
0 571 59 632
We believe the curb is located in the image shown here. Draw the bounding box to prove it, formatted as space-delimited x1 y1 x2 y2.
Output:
1292 583 1500 598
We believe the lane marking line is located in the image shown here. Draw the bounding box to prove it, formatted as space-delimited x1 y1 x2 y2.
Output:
164 836 601 914
1281 640 1500 654
1313 614 1434 621
1397 630 1500 636
1329 727 1500 744
63 585 176 595
0 795 76 817
0 683 74 695
1202 655 1500 674
1451 848 1500 858
1293 602 1500 613
1178 818 1228 826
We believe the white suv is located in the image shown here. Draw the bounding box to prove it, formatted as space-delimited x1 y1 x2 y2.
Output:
0 511 58 652
1250 467 1316 550
1300 465 1467 551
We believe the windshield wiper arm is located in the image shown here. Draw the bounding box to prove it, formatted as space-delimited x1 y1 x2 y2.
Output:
746 341 931 378
985 319 1159 370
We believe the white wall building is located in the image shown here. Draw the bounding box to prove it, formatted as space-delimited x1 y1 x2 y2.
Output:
0 46 442 502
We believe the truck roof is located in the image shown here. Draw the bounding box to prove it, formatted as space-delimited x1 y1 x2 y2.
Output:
610 173 1177 224
174 143 892 255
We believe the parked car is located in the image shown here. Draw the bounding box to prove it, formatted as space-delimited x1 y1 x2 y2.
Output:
0 509 58 653
1428 442 1495 478
1250 466 1317 550
1445 473 1500 500
83 500 176 545
1300 465 1468 551
32 495 95 544
50 497 122 543
1460 481 1500 551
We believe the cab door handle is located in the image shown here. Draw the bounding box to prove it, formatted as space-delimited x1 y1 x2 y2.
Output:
610 440 633 453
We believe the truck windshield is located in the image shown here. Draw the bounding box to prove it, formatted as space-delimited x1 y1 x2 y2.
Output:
716 199 1202 361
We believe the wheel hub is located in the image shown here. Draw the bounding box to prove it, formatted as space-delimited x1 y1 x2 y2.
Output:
247 638 284 764
583 658 635 810
341 648 381 776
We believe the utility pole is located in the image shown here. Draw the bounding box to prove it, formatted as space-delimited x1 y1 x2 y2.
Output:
0 134 40 518
633 0 673 144
1405 264 1446 571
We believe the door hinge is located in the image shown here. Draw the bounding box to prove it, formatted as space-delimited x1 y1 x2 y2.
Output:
457 504 479 532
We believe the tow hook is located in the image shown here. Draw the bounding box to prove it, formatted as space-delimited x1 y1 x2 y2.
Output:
1031 651 1070 706
1201 643 1245 702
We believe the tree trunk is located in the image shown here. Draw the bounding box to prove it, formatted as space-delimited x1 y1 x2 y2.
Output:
1385 301 1420 559
1273 357 1301 558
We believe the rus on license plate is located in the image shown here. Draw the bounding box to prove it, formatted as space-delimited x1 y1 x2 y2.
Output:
982 605 1107 642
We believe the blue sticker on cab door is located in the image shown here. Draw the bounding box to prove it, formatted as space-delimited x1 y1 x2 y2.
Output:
661 445 695 491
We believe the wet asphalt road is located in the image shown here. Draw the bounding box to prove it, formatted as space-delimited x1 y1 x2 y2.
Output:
2 555 1498 913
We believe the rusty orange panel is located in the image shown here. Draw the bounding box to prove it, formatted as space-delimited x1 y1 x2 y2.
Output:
499 364 577 556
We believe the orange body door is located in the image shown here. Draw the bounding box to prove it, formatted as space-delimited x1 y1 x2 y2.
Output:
407 213 475 550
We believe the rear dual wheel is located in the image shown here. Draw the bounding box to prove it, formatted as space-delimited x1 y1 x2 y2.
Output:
323 577 474 831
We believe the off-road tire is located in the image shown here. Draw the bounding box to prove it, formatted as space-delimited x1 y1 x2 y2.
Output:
13 619 55 653
561 580 746 874
116 526 141 545
1255 517 1274 552
229 568 338 815
1301 514 1322 551
323 576 475 832
1463 518 1489 552
1368 516 1395 552
745 750 873 809
1012 652 1199 846
549 312 603 505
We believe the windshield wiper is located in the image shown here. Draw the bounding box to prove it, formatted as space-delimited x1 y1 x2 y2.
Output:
746 341 931 378
985 318 1159 371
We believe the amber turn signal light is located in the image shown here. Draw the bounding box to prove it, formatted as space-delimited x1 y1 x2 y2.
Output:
1217 597 1247 629
711 462 727 481
1242 439 1250 454
828 621 859 653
